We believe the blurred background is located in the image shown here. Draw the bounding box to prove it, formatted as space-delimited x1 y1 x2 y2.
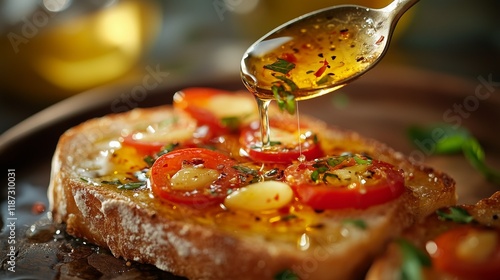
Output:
0 0 499 133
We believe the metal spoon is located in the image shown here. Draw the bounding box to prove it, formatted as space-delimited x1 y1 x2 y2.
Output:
241 0 419 101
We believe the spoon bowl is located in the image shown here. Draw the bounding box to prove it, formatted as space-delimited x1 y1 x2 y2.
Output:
241 0 419 101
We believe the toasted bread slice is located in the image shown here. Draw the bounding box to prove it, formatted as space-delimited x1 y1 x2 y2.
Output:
366 191 500 280
48 103 456 280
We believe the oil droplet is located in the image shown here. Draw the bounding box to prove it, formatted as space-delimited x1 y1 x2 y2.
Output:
297 154 306 163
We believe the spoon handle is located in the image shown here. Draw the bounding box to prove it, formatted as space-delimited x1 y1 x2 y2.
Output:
383 0 420 22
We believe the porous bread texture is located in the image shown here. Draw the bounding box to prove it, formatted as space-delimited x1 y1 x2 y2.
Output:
366 191 500 280
48 105 456 280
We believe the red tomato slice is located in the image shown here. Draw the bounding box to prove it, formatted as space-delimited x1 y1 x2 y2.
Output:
429 225 500 280
173 87 257 136
240 120 324 164
121 110 197 155
150 148 243 207
284 154 405 209
122 135 166 155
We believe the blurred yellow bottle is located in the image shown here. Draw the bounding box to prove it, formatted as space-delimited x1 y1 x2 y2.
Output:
0 0 161 104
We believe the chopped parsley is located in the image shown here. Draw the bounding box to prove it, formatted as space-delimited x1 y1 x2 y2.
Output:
436 206 475 224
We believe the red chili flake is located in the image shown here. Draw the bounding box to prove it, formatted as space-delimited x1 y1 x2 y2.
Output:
376 35 385 45
314 59 329 77
32 202 46 215
274 194 280 201
280 52 297 63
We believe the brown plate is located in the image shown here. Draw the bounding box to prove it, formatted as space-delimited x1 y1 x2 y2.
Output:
1 65 499 279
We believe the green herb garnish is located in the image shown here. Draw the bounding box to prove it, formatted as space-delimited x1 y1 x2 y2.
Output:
274 75 298 91
397 238 431 280
221 116 242 131
274 269 300 280
144 155 155 166
232 165 259 176
326 155 348 167
264 58 295 74
316 74 332 85
280 214 298 222
271 84 296 114
408 124 470 154
342 219 367 230
101 179 122 185
80 177 90 183
263 58 298 115
353 155 372 165
436 206 475 224
118 182 146 190
408 123 500 184
101 179 145 190
462 138 500 184
143 143 179 166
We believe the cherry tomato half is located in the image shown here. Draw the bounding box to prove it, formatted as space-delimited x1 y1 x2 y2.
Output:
429 225 500 280
173 87 257 136
122 135 166 155
121 110 197 155
240 120 324 164
284 154 405 209
150 148 243 207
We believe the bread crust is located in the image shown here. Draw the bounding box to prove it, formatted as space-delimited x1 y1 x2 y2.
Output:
366 192 500 280
49 105 456 280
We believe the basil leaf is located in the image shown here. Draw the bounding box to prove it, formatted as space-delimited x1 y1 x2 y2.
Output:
397 238 431 280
